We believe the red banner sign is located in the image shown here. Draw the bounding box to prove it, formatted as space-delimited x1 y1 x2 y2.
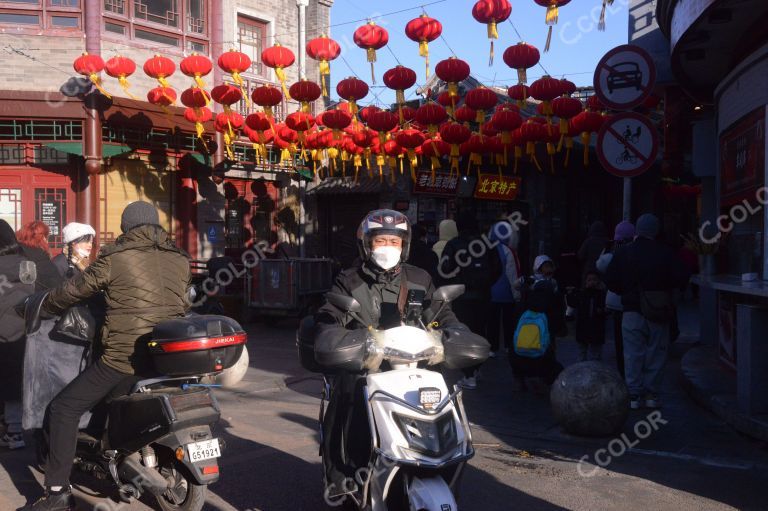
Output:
720 107 765 207
474 173 521 201
412 171 459 196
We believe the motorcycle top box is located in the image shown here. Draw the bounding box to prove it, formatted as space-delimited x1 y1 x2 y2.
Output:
149 315 247 376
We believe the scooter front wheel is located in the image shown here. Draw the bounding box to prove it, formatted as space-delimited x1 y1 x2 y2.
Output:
155 460 207 511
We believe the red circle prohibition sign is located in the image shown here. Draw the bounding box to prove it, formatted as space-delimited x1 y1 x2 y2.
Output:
597 112 659 178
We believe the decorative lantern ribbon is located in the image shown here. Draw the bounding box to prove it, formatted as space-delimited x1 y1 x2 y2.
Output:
599 0 614 31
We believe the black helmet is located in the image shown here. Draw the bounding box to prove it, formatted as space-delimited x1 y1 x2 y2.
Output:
357 209 411 263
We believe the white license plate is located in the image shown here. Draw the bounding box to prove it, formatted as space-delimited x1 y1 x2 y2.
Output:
187 438 221 463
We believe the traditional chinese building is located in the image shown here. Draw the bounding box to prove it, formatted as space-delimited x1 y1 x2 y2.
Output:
0 0 332 260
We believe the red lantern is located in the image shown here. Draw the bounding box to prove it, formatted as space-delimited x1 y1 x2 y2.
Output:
472 0 512 64
359 105 382 124
462 133 488 173
143 54 176 88
217 49 251 106
435 57 470 102
586 94 605 112
336 77 369 116
534 0 572 51
439 122 472 173
285 111 316 143
180 87 211 108
252 85 283 119
147 86 177 107
491 105 522 144
245 112 273 133
184 106 212 140
520 119 545 170
322 109 353 139
551 96 583 143
571 110 605 165
436 91 457 117
306 34 341 96
74 52 111 98
404 14 443 78
529 75 562 117
465 87 498 124
395 128 425 179
560 78 577 97
289 80 322 113
454 105 478 125
383 66 417 106
105 55 136 98
215 111 244 158
353 21 389 83
503 43 540 84
415 103 447 135
211 84 242 112
508 84 531 108
261 44 295 98
421 136 451 179
367 110 399 146
180 53 212 88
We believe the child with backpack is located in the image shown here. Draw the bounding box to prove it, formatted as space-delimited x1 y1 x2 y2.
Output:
572 270 607 361
509 255 565 392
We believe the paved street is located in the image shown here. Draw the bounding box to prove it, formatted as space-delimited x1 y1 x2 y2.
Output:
1 304 767 511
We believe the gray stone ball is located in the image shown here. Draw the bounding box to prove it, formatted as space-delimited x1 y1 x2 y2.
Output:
550 361 629 437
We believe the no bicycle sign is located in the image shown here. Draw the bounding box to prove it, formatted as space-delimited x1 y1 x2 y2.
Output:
597 112 659 178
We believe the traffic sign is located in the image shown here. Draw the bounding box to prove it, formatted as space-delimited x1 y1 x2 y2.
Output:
593 44 656 111
597 112 659 178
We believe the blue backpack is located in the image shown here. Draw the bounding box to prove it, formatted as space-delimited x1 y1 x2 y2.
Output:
513 310 550 358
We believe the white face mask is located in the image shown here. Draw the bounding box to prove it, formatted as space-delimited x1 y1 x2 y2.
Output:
74 246 91 259
371 246 402 271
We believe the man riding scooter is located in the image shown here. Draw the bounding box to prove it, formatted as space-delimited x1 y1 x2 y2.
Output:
19 201 191 511
311 209 489 504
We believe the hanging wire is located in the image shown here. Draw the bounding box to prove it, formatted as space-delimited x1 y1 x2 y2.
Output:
507 19 551 77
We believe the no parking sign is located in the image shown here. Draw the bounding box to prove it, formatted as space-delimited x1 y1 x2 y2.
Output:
593 45 656 111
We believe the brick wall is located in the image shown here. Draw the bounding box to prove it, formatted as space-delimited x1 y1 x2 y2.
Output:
0 35 84 93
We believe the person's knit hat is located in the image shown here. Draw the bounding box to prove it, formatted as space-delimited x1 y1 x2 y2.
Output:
0 219 17 249
62 222 96 244
635 213 659 239
614 221 636 241
120 201 159 233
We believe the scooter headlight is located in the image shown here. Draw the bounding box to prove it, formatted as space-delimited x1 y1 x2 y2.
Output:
393 412 457 457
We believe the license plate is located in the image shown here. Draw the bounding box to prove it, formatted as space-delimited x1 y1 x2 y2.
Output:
187 438 221 463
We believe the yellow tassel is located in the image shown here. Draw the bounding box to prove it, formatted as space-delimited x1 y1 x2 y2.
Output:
476 110 485 124
431 156 441 171
158 76 170 88
399 155 404 175
450 144 460 158
88 74 112 99
451 157 460 175
489 40 495 67
418 40 429 58
319 60 330 77
547 143 556 156
195 121 204 139
431 165 436 184
517 68 527 84
546 4 559 25
545 26 553 52
194 75 207 90
471 153 482 166
532 153 542 172
396 90 405 106
117 76 139 100
487 20 499 39
367 48 377 84
275 68 290 99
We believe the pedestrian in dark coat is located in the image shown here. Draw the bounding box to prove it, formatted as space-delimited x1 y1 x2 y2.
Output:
577 221 609 284
573 271 607 361
0 220 35 449
407 223 439 280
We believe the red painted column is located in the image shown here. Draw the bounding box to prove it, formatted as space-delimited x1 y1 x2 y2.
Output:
81 0 102 250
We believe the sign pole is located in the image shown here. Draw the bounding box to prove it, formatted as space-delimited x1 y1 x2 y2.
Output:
623 177 632 221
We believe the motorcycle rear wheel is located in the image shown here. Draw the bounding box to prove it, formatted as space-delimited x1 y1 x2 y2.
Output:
155 461 207 511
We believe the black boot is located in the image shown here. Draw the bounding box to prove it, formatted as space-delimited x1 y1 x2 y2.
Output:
18 489 75 511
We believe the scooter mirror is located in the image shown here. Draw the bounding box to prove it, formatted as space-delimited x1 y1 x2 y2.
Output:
326 292 362 313
433 284 465 303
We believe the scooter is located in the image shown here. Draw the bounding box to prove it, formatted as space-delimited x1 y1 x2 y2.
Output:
23 293 247 511
319 285 487 511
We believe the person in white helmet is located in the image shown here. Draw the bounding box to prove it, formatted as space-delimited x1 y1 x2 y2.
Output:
52 223 96 279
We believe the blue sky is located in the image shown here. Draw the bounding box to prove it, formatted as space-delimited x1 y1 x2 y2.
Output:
325 0 629 106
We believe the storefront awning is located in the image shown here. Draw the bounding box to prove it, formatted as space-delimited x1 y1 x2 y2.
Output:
45 142 133 158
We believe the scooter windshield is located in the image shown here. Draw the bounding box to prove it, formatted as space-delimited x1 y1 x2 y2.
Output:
366 325 444 368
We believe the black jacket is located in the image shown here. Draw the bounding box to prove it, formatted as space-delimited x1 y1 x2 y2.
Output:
574 287 607 345
604 237 690 313
408 239 439 281
438 233 493 301
20 245 63 291
314 262 466 372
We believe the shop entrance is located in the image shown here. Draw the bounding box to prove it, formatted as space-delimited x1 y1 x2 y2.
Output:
0 167 74 254
222 177 280 257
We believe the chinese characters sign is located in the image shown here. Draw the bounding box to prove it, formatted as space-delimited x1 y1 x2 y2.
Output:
720 107 765 207
474 174 522 201
413 171 459 197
